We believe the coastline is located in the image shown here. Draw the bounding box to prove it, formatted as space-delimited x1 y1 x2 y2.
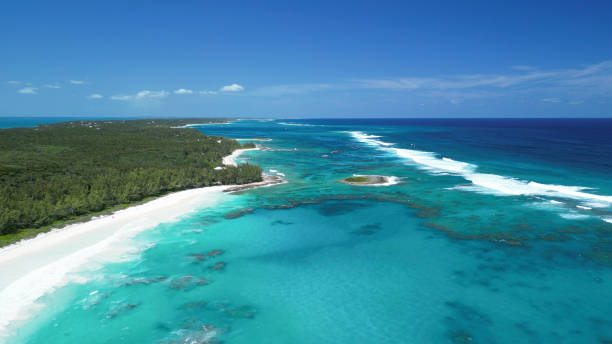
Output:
222 147 259 166
0 147 271 339
0 186 231 338
170 122 230 128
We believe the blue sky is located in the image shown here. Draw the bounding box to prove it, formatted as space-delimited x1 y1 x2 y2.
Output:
2 0 612 117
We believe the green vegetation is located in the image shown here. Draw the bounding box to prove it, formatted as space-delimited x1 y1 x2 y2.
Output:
0 119 262 241
345 176 369 183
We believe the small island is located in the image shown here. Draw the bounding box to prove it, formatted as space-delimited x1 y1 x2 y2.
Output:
340 175 392 186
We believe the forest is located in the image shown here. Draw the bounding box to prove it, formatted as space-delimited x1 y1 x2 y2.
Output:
0 119 261 238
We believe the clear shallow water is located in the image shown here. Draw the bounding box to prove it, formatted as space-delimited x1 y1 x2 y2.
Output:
6 118 612 343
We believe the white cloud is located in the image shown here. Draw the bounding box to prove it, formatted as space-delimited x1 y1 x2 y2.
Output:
69 80 84 85
335 60 612 105
355 61 612 95
199 90 218 95
354 72 553 90
111 95 133 101
253 83 333 96
220 83 244 92
45 84 61 89
111 90 169 101
136 90 169 99
17 87 38 94
174 88 193 95
88 93 103 99
7 80 21 85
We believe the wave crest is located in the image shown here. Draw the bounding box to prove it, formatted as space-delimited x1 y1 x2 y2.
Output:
347 131 612 209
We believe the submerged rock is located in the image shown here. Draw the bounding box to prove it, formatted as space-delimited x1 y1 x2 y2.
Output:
207 249 224 257
270 220 293 226
107 302 140 319
208 302 257 319
189 253 207 261
123 276 167 286
209 262 226 271
170 275 211 290
223 208 255 219
223 305 256 319
351 222 382 235
161 326 222 344
195 277 210 285
450 331 474 343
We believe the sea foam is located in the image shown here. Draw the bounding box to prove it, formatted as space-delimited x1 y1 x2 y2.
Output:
351 174 401 186
347 131 612 207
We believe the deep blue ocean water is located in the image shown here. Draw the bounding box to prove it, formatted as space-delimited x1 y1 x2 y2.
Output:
3 118 612 343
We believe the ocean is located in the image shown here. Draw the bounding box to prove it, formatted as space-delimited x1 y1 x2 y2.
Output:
3 118 612 343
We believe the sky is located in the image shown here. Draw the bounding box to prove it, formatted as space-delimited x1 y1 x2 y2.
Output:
1 0 612 118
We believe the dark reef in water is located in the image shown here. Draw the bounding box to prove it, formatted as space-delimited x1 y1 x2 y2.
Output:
224 208 255 219
270 220 293 226
169 275 210 290
317 200 370 216
351 222 382 235
209 262 226 271
107 302 140 319
218 189 612 266
207 249 224 257
421 222 528 247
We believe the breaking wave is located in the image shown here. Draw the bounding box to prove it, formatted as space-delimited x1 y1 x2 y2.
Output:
346 131 612 211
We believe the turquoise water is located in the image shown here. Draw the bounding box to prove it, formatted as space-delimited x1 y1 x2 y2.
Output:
7 119 612 343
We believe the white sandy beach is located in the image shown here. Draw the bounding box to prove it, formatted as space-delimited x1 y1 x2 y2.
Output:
0 148 261 338
0 186 231 337
170 122 230 128
235 138 273 142
222 147 259 166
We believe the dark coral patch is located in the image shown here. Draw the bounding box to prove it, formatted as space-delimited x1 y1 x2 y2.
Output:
170 275 210 290
223 208 255 219
209 261 226 271
270 220 293 226
207 249 224 257
351 222 382 235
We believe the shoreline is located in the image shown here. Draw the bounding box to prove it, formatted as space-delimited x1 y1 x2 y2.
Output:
0 185 231 338
222 147 259 166
225 174 286 192
170 121 231 128
0 147 274 339
235 138 272 142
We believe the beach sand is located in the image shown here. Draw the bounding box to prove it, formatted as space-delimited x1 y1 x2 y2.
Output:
0 185 230 336
0 147 265 337
222 147 259 166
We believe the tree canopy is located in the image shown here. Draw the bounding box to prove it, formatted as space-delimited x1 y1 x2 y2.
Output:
0 119 261 237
